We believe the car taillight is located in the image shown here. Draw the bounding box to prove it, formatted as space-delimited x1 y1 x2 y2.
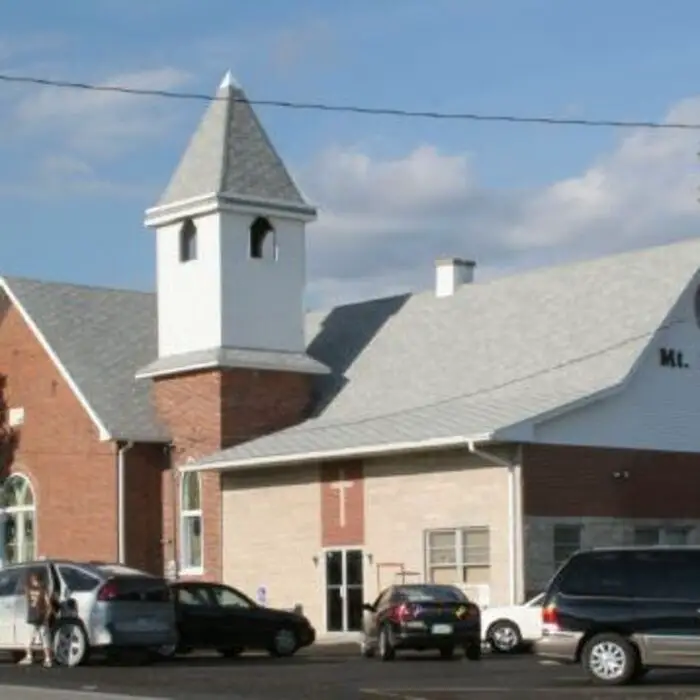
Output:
97 581 118 602
389 603 414 623
542 604 559 633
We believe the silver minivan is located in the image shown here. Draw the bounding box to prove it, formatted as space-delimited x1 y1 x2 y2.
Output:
0 559 177 666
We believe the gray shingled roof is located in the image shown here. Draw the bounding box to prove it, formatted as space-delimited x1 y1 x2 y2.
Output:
198 238 700 468
3 239 700 455
155 80 312 211
0 277 170 443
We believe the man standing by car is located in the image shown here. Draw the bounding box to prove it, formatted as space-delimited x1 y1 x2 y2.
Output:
18 569 54 667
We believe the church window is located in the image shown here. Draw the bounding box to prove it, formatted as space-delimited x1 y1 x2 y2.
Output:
180 472 203 573
0 473 36 566
179 218 198 262
249 216 277 260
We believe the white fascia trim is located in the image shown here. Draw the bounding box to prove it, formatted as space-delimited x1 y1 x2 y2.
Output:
0 278 111 442
180 434 489 473
144 192 218 218
135 360 220 381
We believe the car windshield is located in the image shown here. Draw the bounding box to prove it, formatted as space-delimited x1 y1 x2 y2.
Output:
396 585 467 603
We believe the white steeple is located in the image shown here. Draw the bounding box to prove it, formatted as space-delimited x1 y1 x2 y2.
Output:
219 70 239 90
137 73 326 381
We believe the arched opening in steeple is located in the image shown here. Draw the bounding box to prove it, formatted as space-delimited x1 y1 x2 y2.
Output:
179 218 198 262
249 217 277 260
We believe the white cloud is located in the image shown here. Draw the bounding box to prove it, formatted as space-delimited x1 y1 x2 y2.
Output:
10 67 192 159
301 98 700 308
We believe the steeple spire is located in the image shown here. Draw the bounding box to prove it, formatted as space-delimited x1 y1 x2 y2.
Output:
219 70 239 90
147 71 314 219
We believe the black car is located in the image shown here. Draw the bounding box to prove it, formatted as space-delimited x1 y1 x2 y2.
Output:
535 546 700 686
160 581 315 659
360 583 481 661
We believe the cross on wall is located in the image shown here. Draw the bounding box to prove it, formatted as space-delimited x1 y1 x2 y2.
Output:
330 468 354 527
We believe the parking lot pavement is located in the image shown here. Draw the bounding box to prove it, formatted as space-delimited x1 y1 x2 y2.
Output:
3 650 700 699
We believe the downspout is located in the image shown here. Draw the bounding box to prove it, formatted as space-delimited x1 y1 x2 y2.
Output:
466 440 521 606
116 441 134 565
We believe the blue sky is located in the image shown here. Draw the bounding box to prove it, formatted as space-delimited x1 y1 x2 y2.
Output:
1 0 700 305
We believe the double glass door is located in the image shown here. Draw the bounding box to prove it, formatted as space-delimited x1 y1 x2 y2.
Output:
325 549 364 632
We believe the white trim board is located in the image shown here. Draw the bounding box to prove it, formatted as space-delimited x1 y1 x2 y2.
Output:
0 278 111 441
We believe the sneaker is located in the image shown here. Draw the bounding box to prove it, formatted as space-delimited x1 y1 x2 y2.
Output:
42 658 52 668
18 654 33 665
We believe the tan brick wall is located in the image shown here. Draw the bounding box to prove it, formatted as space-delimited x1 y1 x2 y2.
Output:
221 465 321 626
364 449 512 607
0 295 119 562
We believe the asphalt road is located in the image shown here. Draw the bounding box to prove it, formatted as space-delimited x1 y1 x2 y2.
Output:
3 648 700 700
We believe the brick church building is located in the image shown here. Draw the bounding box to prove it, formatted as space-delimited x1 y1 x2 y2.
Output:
3 72 700 636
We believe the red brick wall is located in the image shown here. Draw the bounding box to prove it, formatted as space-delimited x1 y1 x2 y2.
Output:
523 443 700 519
320 460 364 547
0 296 118 562
124 443 169 574
153 367 312 582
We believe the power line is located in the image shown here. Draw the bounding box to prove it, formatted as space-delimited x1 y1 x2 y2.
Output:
0 72 698 131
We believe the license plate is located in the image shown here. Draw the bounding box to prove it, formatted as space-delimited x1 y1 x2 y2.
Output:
431 624 453 635
119 618 166 632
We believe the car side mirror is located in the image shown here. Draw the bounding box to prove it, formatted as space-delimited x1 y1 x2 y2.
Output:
362 603 374 612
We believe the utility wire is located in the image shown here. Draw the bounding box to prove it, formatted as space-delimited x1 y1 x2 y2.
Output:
0 72 698 130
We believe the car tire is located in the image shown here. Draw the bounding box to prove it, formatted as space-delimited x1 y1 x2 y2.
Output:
218 646 244 658
52 618 90 667
464 642 482 661
268 627 299 658
582 633 638 686
360 636 375 658
487 620 522 654
378 625 396 661
439 646 454 660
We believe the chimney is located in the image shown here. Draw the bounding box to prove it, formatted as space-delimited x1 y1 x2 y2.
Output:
435 258 476 297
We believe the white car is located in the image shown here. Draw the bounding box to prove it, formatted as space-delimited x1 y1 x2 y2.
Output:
481 593 544 653
0 559 177 666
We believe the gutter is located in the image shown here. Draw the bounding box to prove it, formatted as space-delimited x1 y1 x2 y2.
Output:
181 434 494 473
116 441 134 564
466 440 521 606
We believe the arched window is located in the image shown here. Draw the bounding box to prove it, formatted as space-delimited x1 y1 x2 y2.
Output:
179 218 198 263
249 216 277 260
180 472 203 572
0 473 36 565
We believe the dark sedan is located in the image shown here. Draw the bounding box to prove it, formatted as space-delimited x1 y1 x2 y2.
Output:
360 583 481 661
159 581 315 659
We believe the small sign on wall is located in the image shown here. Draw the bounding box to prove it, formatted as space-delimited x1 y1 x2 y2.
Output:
8 407 24 427
256 585 268 606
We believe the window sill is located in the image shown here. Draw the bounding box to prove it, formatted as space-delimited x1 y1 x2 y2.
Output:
179 567 204 578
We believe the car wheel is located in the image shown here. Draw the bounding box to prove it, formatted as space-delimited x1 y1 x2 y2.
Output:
464 642 482 661
52 619 90 667
582 633 637 686
487 620 522 654
378 625 396 662
439 646 454 660
153 644 177 661
218 646 244 658
268 627 299 658
360 636 375 658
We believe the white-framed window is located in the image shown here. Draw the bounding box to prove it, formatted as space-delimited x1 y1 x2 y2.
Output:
180 472 203 573
425 527 490 585
0 473 36 565
633 526 691 546
553 524 582 568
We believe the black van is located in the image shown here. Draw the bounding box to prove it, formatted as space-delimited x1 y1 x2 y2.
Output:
534 546 700 686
